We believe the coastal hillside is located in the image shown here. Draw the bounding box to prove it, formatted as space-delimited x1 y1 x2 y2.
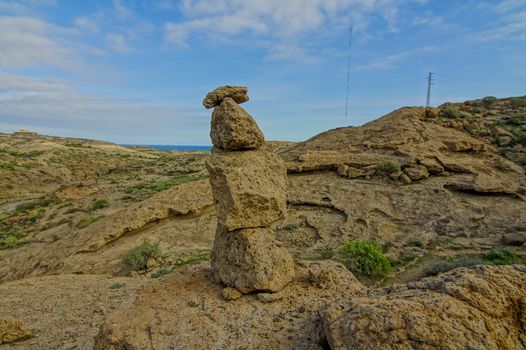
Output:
1 96 525 349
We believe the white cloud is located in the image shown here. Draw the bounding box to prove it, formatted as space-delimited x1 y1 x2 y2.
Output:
354 45 439 71
164 0 427 61
106 33 131 53
74 16 100 33
474 10 526 42
0 16 79 69
113 0 134 22
0 71 67 92
0 72 208 144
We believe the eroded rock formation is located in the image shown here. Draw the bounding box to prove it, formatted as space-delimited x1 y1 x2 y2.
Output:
204 86 294 293
323 265 526 350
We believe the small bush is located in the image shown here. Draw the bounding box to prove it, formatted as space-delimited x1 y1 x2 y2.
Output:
425 249 522 276
77 215 102 228
123 242 161 270
337 240 392 277
510 96 526 109
376 160 400 175
440 106 462 119
0 161 16 170
110 282 125 289
320 249 334 259
482 96 498 108
0 235 23 249
90 199 109 211
425 255 485 276
125 175 208 200
151 268 172 278
485 248 522 265
174 251 211 268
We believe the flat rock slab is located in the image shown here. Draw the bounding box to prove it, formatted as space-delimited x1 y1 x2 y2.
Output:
323 265 526 350
210 98 264 150
94 261 364 350
206 148 287 231
212 227 294 293
203 85 249 109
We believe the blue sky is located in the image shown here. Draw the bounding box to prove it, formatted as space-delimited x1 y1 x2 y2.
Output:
0 0 525 145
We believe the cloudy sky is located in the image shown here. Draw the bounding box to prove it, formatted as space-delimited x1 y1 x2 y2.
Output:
0 0 525 145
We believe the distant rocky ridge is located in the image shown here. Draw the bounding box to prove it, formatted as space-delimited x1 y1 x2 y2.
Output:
430 96 526 171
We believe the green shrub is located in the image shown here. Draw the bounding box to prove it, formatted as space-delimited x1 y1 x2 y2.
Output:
16 200 41 213
90 199 109 211
15 197 61 214
174 251 211 268
0 235 23 249
123 242 161 270
125 175 208 200
109 282 125 289
485 248 522 265
337 240 392 277
151 268 173 278
77 215 102 228
376 160 400 175
0 161 16 170
510 96 526 109
440 106 462 119
425 255 485 276
482 96 498 108
320 249 334 259
425 249 522 276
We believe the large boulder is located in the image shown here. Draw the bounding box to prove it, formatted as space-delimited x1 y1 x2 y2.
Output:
323 265 526 350
210 98 264 150
206 148 287 231
94 261 364 350
203 85 249 109
212 227 294 293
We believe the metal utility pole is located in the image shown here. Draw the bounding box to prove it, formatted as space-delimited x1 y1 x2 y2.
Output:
426 72 434 107
345 26 353 125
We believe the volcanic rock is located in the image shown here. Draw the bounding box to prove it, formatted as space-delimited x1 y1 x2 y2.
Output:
206 148 287 231
94 261 364 350
323 265 526 350
203 85 249 109
0 316 31 344
210 97 264 150
404 165 429 181
501 231 526 246
211 227 294 293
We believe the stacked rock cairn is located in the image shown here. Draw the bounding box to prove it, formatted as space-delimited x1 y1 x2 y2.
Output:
203 86 295 294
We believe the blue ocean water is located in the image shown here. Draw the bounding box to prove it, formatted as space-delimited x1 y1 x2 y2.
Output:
122 144 211 152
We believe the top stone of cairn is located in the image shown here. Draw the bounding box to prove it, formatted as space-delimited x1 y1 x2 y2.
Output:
203 85 249 109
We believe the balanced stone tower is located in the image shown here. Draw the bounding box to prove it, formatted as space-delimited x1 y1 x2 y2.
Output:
204 86 294 293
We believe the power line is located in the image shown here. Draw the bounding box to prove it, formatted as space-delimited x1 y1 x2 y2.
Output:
345 26 353 125
426 72 434 107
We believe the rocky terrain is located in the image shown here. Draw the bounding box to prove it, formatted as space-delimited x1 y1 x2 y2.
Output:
1 94 525 349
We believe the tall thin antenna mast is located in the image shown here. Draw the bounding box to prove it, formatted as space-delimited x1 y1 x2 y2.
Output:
426 72 434 107
345 26 353 125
